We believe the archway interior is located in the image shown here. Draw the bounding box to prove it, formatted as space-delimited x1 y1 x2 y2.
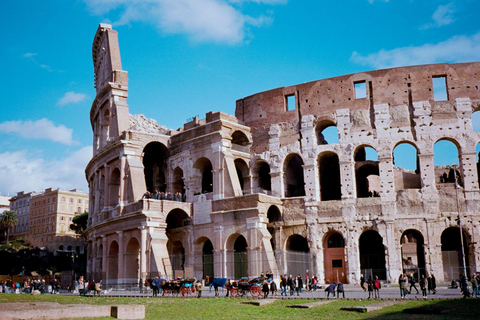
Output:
355 146 379 198
319 152 341 201
285 155 305 197
316 125 339 145
231 131 249 146
393 143 420 190
143 142 169 193
234 159 249 192
173 167 185 194
258 162 271 191
441 227 469 281
324 232 346 284
433 140 461 187
267 206 281 252
202 162 213 193
107 241 119 281
234 236 248 279
125 238 140 282
359 230 386 280
109 168 121 206
286 235 311 277
166 209 190 231
202 239 214 279
400 230 425 277
169 241 185 278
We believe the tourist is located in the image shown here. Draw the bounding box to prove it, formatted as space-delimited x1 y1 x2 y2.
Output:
296 274 303 296
399 274 407 299
94 280 102 296
431 274 437 294
280 274 287 296
367 276 374 299
373 276 381 299
78 276 85 296
325 282 336 298
262 280 269 298
336 282 345 298
409 273 419 294
312 275 317 291
420 275 427 298
360 274 366 291
270 279 277 297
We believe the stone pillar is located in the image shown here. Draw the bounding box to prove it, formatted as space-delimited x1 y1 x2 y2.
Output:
418 153 439 213
102 235 108 276
120 154 127 204
384 219 401 282
212 141 228 200
104 164 111 209
140 226 147 284
378 154 395 201
117 231 124 284
303 160 319 203
346 228 361 284
459 151 480 200
339 158 356 199
424 219 444 281
213 225 225 277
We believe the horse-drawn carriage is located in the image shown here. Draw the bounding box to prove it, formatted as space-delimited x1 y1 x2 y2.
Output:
230 277 264 298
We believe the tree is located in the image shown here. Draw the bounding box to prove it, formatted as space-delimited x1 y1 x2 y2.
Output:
0 210 18 244
69 211 88 239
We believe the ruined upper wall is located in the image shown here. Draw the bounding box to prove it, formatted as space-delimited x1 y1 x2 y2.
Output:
236 63 480 153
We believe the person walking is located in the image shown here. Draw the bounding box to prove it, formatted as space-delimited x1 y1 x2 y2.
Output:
280 275 287 296
360 274 367 291
431 274 437 294
409 273 419 294
270 279 277 297
262 280 269 299
399 274 407 299
296 274 303 296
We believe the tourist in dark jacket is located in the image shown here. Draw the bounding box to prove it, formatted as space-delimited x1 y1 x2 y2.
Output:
336 282 345 298
262 280 269 298
325 282 336 298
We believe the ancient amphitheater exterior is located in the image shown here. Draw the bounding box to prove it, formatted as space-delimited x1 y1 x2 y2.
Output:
85 24 480 287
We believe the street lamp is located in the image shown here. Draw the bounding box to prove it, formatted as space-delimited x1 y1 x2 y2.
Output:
453 165 467 279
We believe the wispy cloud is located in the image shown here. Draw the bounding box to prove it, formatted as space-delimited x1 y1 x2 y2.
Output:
367 0 389 3
0 147 91 195
56 92 88 106
83 0 285 44
23 52 53 72
421 3 455 29
350 32 480 69
0 119 76 145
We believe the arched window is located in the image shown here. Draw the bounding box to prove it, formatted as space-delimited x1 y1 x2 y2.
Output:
393 143 420 190
284 154 305 197
318 152 341 200
354 146 380 198
143 142 169 193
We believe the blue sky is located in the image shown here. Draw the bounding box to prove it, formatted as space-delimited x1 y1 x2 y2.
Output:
1 0 480 196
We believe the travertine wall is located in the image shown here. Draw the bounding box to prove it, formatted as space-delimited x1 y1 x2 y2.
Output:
85 24 480 286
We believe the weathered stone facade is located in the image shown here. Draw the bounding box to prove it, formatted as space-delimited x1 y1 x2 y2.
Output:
85 24 480 286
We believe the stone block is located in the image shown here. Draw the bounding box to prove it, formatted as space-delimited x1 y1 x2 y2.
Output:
111 305 145 319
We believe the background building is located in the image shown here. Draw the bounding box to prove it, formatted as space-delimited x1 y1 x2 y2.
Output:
9 191 37 242
86 24 480 287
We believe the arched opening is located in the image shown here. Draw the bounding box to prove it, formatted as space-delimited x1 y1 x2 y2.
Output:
441 227 469 281
434 139 461 188
393 143 421 190
234 159 250 193
323 232 346 283
400 230 425 278
318 152 341 201
193 157 213 194
202 239 214 279
315 121 339 145
355 146 380 198
107 241 119 282
173 167 185 196
168 241 185 278
166 209 190 231
109 168 121 206
267 206 282 252
284 154 305 197
231 130 250 152
255 161 271 192
233 235 248 279
359 230 386 280
143 142 169 193
125 237 140 284
96 244 103 276
286 235 311 277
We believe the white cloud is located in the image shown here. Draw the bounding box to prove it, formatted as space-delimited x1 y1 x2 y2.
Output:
421 3 455 29
350 32 480 69
56 92 88 106
367 0 389 3
84 0 284 44
0 119 76 145
23 52 53 72
0 147 92 196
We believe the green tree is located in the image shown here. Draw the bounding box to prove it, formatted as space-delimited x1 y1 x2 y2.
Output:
69 211 88 238
0 210 18 244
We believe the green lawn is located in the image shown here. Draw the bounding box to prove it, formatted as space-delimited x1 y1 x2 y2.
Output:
0 294 478 320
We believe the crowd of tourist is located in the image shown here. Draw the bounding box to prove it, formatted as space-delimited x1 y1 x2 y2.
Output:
0 278 61 294
142 190 186 202
76 276 102 296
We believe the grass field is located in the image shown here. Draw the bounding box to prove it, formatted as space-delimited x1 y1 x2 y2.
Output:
0 294 478 320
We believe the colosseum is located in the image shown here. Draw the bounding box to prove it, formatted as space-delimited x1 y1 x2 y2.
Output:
85 24 480 287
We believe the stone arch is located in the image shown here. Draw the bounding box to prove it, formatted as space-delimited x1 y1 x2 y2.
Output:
143 142 169 193
234 158 250 192
124 237 140 283
172 166 185 195
315 119 339 145
253 160 271 193
226 233 248 279
323 231 346 283
285 234 311 277
193 157 213 194
166 209 190 231
168 240 185 278
400 229 425 277
267 205 282 252
107 240 119 282
283 154 306 197
433 138 461 188
359 229 386 280
318 151 341 200
441 227 470 281
231 130 250 151
109 167 121 206
393 141 421 190
354 145 380 198
195 237 214 279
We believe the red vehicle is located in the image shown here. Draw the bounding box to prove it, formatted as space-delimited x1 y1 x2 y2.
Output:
230 277 264 298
